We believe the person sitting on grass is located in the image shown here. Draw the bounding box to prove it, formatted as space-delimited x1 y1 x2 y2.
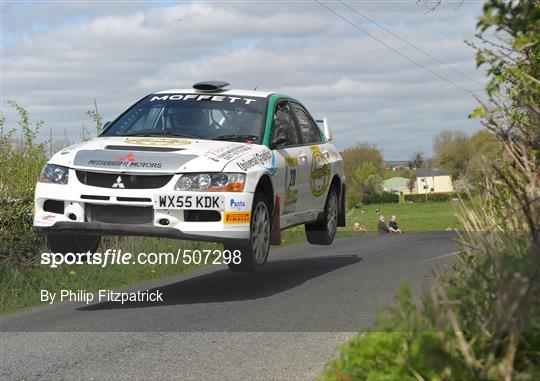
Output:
388 215 402 234
377 215 390 234
353 222 366 233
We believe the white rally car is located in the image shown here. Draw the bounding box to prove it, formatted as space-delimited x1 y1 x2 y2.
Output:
34 81 346 272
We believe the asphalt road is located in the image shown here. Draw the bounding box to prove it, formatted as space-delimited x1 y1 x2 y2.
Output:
1 231 459 380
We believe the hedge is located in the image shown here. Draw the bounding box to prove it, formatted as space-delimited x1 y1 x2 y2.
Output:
404 192 467 203
363 192 399 204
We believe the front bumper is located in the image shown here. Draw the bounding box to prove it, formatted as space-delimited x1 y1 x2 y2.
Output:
33 171 253 242
33 222 247 244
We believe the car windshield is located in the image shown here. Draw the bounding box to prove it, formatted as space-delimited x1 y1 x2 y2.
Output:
100 93 267 143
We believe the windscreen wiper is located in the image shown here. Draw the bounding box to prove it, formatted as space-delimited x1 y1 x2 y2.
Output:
121 131 196 138
122 130 166 137
212 134 259 142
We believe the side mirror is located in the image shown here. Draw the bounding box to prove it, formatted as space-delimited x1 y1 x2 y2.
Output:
316 117 332 141
271 128 288 148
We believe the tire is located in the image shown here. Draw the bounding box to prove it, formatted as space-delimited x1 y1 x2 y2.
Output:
46 234 101 254
225 192 271 273
305 185 339 245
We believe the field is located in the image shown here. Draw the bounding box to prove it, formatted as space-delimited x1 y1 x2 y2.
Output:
346 201 463 232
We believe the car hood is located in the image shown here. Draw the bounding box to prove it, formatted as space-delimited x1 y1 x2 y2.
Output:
50 136 261 174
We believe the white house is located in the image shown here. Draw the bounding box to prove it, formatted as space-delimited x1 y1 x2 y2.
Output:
415 169 453 194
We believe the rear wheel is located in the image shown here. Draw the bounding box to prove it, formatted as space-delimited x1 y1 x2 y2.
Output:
305 186 339 245
46 234 101 254
225 193 271 273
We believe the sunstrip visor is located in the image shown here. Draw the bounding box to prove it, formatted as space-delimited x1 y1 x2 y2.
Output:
73 150 197 172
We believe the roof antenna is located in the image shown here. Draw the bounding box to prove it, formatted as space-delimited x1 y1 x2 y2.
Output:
253 86 258 90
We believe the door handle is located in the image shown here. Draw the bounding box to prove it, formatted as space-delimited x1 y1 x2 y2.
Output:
299 153 308 163
322 151 330 159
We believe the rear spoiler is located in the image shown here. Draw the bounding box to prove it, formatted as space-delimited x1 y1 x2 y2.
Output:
316 117 333 142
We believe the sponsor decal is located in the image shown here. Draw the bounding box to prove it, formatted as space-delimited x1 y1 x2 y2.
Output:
206 144 252 161
283 156 300 214
149 94 257 105
116 153 135 163
74 150 195 171
236 155 259 171
229 198 247 210
310 150 331 197
236 150 276 175
124 137 191 146
309 145 321 153
285 157 299 167
223 212 251 224
85 152 162 169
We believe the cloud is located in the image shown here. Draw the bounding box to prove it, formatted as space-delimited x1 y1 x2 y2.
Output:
2 0 486 158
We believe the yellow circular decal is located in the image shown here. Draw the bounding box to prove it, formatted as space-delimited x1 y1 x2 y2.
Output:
310 151 331 197
124 137 191 146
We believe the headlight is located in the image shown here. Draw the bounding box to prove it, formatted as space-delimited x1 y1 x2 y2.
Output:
174 173 246 192
39 164 69 184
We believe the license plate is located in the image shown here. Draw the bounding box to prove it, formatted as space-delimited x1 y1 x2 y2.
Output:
154 194 225 210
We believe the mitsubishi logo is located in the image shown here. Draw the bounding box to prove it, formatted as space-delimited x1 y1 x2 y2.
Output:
116 153 136 163
112 176 125 188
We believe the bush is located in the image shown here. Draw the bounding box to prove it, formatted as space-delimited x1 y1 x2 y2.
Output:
0 102 47 263
0 196 44 263
404 192 467 203
322 1 540 379
363 191 399 204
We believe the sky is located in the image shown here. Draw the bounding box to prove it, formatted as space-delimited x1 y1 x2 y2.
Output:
1 0 488 159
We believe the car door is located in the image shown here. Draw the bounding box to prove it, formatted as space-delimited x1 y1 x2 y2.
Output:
290 102 331 215
269 100 311 227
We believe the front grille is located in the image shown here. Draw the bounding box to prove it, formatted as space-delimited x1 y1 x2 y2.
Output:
76 171 173 189
85 204 154 225
81 195 110 201
184 210 222 222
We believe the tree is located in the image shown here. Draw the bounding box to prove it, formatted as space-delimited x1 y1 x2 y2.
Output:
341 143 385 206
410 151 425 169
407 178 416 194
364 174 383 198
86 98 103 136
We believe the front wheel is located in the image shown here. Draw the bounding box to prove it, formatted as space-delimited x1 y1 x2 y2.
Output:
305 186 339 245
225 193 271 273
46 234 101 254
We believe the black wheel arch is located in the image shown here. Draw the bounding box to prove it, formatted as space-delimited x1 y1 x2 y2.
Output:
254 174 274 213
330 175 346 227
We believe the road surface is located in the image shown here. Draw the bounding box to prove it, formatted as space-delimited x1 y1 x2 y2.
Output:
1 231 459 380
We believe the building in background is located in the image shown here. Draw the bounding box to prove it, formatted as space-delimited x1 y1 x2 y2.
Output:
383 177 414 194
415 169 453 194
385 160 412 171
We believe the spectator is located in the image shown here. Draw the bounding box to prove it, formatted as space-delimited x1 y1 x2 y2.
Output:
353 222 366 233
388 215 402 234
377 215 390 234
